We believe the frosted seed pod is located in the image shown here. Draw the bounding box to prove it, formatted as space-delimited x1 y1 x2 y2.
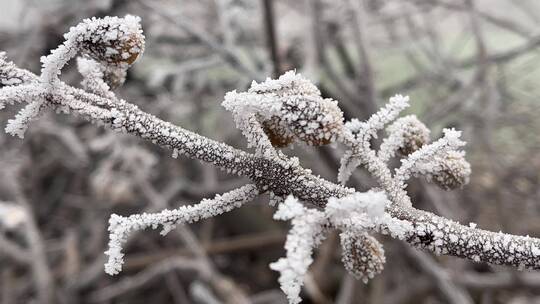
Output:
281 96 344 146
432 150 471 190
261 116 295 147
74 15 145 67
390 115 430 156
340 231 385 283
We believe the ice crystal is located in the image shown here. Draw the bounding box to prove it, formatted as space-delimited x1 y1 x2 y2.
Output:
76 57 115 98
325 191 412 239
337 149 364 185
5 100 46 138
248 70 320 97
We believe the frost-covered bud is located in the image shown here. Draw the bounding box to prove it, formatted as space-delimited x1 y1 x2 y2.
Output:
70 15 145 67
390 115 430 156
280 96 344 146
223 70 345 148
253 71 344 147
340 231 385 283
40 15 144 85
431 150 471 190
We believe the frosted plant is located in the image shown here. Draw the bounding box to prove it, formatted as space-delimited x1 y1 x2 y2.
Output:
378 115 430 162
428 150 471 190
0 15 144 138
76 57 116 99
269 191 411 302
222 71 344 157
1 15 540 304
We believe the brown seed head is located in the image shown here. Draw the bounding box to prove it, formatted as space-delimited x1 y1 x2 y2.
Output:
432 150 471 190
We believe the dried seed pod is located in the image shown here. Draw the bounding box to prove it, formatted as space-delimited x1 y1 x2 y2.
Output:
280 96 344 146
72 15 145 67
389 115 430 156
41 15 145 85
340 231 385 283
431 150 471 190
225 71 345 148
261 116 295 147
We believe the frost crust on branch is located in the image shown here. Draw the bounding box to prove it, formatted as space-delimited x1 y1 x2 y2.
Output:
105 184 258 275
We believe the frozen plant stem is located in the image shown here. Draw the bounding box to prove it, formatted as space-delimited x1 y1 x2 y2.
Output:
105 184 259 275
1 15 540 304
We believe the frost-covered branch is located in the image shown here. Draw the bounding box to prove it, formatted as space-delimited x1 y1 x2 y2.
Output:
1 15 540 304
269 191 411 302
105 183 259 275
269 196 328 304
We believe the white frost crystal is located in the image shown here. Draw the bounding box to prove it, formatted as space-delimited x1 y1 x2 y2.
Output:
325 191 412 239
